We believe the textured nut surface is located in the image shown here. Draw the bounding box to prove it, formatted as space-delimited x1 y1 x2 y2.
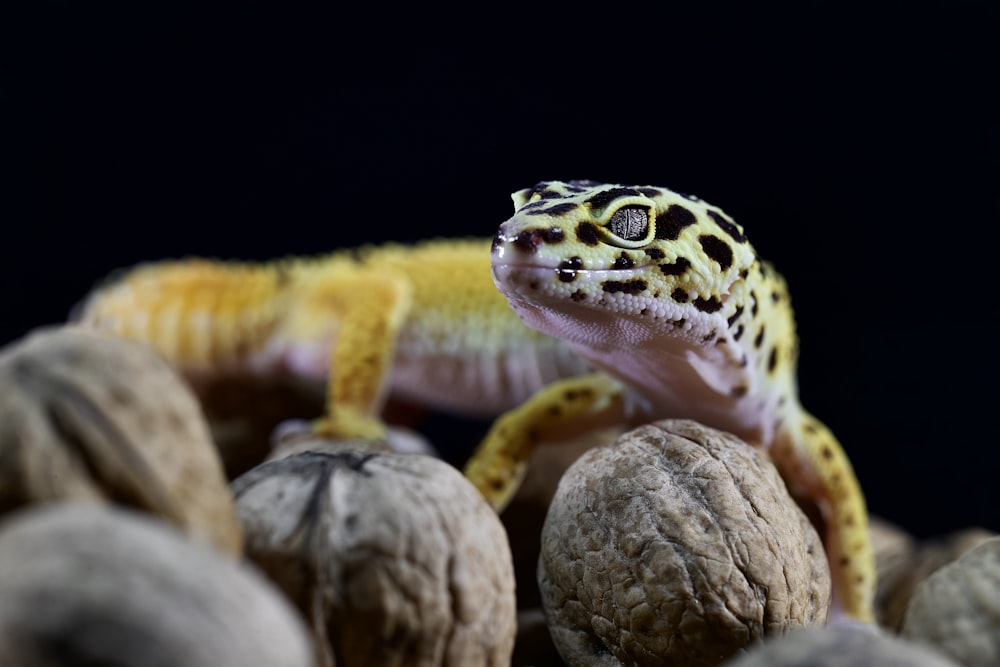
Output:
232 447 516 667
539 419 830 667
720 623 961 667
0 326 242 556
878 526 995 631
901 536 1000 667
0 503 314 667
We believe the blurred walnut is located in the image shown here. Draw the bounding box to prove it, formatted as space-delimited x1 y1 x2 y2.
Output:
719 623 960 667
901 536 1000 667
877 526 995 631
0 503 314 667
232 445 516 667
0 326 241 556
539 419 830 667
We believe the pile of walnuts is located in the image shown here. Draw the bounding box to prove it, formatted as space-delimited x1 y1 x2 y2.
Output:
0 326 995 666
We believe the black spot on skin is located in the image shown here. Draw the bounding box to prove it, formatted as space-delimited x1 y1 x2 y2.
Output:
655 204 697 240
644 248 665 260
612 254 635 270
771 291 781 303
529 182 560 199
726 305 744 327
676 317 686 327
670 288 689 303
274 262 293 286
637 187 661 198
804 422 819 433
570 290 586 302
702 332 716 343
730 385 748 398
541 227 564 243
707 210 746 243
733 324 745 341
558 256 583 283
526 202 577 216
821 444 834 460
699 234 734 271
739 268 749 280
576 221 600 246
693 296 723 313
659 257 691 276
586 187 640 209
563 387 594 401
639 307 648 315
561 256 583 270
767 347 778 372
750 291 759 316
754 327 765 349
602 279 647 295
528 280 539 291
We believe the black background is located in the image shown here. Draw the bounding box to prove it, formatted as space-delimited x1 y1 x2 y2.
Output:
9 5 998 538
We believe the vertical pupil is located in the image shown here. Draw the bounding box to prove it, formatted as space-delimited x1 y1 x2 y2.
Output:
609 206 649 240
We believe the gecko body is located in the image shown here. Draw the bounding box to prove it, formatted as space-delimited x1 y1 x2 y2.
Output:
74 240 590 434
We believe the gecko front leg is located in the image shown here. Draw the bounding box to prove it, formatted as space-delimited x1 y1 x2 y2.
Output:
464 373 626 512
770 414 876 623
280 264 412 441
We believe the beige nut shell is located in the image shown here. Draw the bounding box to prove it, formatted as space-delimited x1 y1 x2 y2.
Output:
0 503 313 666
0 326 241 556
539 419 831 667
232 445 517 667
901 536 1000 667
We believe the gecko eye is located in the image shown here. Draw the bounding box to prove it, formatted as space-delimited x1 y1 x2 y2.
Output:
607 205 649 241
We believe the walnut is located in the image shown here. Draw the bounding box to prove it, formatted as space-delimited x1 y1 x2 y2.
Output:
0 326 242 556
0 503 314 666
877 526 995 631
718 623 961 666
538 419 830 667
231 441 516 667
901 536 1000 667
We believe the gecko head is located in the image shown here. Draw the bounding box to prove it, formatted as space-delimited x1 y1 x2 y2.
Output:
491 180 760 344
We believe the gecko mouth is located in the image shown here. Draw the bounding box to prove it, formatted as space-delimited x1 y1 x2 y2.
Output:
491 262 652 298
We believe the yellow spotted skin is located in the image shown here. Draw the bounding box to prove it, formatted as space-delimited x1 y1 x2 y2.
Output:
74 239 590 438
464 180 875 622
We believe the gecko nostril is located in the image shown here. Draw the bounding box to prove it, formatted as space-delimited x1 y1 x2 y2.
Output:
512 230 541 254
508 227 564 254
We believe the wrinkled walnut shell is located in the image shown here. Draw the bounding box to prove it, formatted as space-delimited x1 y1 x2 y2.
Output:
0 503 313 666
0 326 242 556
539 419 830 667
232 444 516 667
901 536 1000 667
